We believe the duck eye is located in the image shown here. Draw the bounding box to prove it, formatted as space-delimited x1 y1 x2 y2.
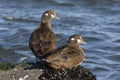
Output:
45 13 48 16
51 13 55 15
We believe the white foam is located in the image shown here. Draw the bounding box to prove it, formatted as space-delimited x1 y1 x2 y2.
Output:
18 57 27 63
0 27 9 30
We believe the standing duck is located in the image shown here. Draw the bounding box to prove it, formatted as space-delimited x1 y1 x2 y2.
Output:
29 10 60 63
46 34 86 69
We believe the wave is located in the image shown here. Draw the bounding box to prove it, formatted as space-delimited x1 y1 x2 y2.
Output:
0 14 39 23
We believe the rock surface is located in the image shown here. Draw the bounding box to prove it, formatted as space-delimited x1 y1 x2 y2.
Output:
0 61 96 80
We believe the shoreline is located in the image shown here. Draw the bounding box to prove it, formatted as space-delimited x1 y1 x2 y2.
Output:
0 61 96 80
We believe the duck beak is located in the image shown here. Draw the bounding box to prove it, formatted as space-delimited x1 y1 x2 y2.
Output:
51 13 60 19
54 15 60 19
81 40 87 44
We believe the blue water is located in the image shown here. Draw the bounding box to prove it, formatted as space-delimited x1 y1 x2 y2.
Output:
0 0 120 80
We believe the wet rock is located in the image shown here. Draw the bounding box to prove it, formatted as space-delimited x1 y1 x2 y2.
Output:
0 61 96 80
19 77 24 80
39 66 96 80
19 75 29 80
0 61 43 80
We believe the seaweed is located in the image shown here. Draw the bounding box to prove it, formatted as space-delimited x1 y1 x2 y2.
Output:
0 62 14 70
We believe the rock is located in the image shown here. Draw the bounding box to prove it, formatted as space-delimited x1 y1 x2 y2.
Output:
18 75 29 80
0 61 96 80
24 75 29 79
39 66 96 80
19 77 24 80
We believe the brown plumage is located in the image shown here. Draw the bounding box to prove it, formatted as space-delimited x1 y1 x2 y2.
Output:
29 10 60 62
46 34 87 69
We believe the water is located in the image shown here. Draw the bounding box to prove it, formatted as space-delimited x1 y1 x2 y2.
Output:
0 0 120 80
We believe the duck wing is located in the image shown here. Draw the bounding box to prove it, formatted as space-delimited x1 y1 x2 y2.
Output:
46 46 83 63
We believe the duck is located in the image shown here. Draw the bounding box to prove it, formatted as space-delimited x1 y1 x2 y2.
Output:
45 34 87 69
29 10 60 63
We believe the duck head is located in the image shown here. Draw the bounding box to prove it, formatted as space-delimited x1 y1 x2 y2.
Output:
68 34 87 46
41 10 60 23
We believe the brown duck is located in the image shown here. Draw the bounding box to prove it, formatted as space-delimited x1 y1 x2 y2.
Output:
46 34 87 69
29 10 60 63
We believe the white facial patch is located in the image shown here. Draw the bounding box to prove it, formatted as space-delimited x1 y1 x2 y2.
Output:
51 14 54 18
71 38 75 41
77 39 81 43
80 37 81 39
45 13 48 16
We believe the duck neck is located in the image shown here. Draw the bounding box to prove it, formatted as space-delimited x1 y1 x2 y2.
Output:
41 17 52 30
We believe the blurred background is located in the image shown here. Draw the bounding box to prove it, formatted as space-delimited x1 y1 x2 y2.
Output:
0 0 120 80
